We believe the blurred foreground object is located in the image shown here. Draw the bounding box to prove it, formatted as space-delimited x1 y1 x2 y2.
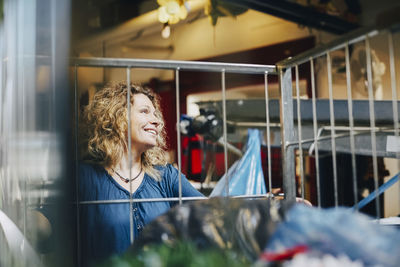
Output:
263 205 400 267
132 197 291 261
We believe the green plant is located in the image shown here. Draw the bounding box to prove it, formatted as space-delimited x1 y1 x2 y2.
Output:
99 241 251 267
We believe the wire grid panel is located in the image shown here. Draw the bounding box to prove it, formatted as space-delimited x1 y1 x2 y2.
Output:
277 25 400 215
72 58 278 251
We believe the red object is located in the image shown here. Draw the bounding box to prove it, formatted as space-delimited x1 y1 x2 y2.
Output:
181 135 204 181
260 245 308 262
191 149 202 174
261 147 283 189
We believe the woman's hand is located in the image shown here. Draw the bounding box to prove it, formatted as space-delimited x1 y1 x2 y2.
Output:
271 188 312 206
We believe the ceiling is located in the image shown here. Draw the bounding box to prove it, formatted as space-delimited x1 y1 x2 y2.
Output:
71 0 361 42
71 0 400 86
71 0 158 40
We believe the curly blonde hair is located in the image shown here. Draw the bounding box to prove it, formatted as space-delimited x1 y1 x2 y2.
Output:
79 81 168 181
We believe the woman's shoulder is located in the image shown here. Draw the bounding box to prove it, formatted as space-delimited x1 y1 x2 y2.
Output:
146 164 179 185
78 162 112 200
78 162 106 184
154 163 178 177
78 161 102 174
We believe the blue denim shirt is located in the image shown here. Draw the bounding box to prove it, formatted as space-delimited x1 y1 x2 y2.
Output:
78 162 203 266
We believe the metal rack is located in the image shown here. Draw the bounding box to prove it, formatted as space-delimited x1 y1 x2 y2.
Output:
3 1 399 266
71 22 400 264
71 58 277 258
277 23 400 215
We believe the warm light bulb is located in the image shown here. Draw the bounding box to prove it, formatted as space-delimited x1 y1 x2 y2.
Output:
166 1 180 15
157 0 189 25
158 6 169 23
178 4 188 20
161 24 171 39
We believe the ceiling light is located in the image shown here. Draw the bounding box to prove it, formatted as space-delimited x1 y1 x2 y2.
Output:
161 23 171 39
157 0 188 25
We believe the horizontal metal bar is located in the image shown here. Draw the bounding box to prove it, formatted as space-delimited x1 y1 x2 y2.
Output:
227 121 281 128
286 131 350 147
277 26 378 68
197 99 400 125
320 125 395 132
232 194 274 199
71 57 277 74
286 126 395 147
76 194 276 205
78 196 207 205
286 128 398 158
28 194 281 208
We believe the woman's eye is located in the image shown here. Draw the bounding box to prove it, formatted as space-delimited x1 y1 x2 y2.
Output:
140 109 149 114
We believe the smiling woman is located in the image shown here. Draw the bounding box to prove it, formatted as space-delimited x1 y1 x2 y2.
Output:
77 81 203 266
79 82 167 180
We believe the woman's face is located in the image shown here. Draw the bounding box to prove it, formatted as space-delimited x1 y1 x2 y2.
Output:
130 93 160 152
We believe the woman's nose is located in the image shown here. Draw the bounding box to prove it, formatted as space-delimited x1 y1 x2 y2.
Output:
150 114 160 126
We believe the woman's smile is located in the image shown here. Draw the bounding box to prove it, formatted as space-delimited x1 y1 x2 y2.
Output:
130 93 160 150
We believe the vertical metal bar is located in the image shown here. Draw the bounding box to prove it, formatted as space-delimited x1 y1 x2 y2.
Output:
345 43 359 208
175 68 183 205
365 37 381 218
295 65 305 200
310 58 321 207
21 1 27 240
326 52 339 207
102 41 107 83
388 32 400 157
279 67 296 202
221 70 229 197
126 68 134 243
74 65 81 266
264 72 272 193
50 0 56 132
388 32 400 210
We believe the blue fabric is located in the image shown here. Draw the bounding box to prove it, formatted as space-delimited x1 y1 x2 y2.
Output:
78 163 203 266
210 128 266 197
265 204 400 267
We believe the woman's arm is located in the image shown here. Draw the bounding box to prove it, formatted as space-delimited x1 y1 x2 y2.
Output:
167 164 204 198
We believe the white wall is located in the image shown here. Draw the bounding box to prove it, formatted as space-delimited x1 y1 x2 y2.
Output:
384 158 400 217
74 5 317 84
316 32 400 100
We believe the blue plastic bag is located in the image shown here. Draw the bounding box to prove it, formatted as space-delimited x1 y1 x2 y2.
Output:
265 204 400 266
210 129 266 197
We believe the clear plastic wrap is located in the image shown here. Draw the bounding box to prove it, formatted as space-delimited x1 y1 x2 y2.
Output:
210 129 266 197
